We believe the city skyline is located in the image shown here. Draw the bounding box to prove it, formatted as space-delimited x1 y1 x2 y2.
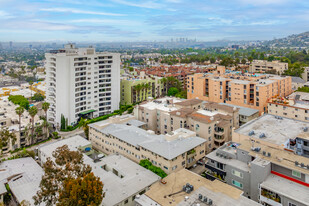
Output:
0 0 308 42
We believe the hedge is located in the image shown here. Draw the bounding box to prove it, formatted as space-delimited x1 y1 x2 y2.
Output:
139 159 167 178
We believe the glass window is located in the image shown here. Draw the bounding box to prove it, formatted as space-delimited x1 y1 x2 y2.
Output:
232 180 243 189
232 169 243 178
292 170 301 178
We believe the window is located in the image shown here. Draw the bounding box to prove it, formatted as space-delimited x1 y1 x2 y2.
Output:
124 199 128 204
232 169 243 178
289 203 297 206
232 180 243 189
292 170 301 178
216 162 224 170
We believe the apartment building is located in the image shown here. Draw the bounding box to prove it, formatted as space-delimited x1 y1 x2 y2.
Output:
0 158 44 205
205 140 309 206
88 115 206 174
218 103 259 126
249 60 288 74
120 72 163 105
0 98 45 154
204 115 309 205
268 92 309 123
187 72 292 113
135 169 260 206
134 98 234 152
45 43 120 127
38 135 160 206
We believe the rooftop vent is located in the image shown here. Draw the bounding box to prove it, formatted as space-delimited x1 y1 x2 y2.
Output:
304 127 309 132
262 151 266 156
259 133 266 138
198 194 203 200
203 196 208 203
249 130 255 136
208 199 213 205
295 161 299 166
267 152 271 157
182 183 194 194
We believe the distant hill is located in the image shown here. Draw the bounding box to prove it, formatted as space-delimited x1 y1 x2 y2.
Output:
263 31 309 48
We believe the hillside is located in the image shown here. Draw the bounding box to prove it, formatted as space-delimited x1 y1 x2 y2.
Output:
263 31 309 48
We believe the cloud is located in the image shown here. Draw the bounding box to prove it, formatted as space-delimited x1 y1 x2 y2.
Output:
0 10 14 19
111 0 163 9
40 8 125 16
69 18 142 26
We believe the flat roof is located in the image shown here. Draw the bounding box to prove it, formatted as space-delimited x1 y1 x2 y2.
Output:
139 97 183 112
100 124 206 160
142 169 259 206
234 114 309 146
261 174 309 205
38 135 160 206
85 154 160 206
219 103 259 116
0 158 44 205
238 139 309 175
174 98 203 106
206 150 251 172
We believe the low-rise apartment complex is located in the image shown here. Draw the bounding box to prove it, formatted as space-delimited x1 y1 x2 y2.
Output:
268 92 309 123
204 114 309 206
0 97 45 154
135 169 260 206
187 72 292 113
38 135 160 206
249 60 288 74
134 98 234 152
120 72 163 105
88 114 207 174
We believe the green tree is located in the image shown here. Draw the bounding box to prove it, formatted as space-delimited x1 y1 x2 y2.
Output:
33 145 97 206
32 93 45 102
28 106 38 145
0 128 16 152
168 87 179 96
78 118 89 139
210 57 216 63
15 106 25 138
241 59 246 64
283 62 305 77
8 95 29 110
42 102 50 121
248 56 253 63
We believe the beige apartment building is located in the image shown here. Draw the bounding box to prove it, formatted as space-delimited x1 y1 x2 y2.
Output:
268 92 309 122
249 60 288 74
187 72 292 114
134 98 234 152
0 99 45 154
88 114 207 174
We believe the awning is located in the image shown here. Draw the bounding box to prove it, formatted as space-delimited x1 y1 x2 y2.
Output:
79 109 96 115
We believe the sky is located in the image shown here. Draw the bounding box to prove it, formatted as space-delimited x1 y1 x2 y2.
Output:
0 0 308 42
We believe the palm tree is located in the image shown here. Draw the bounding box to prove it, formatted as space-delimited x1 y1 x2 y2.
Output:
160 78 168 95
134 84 143 102
144 83 151 99
141 83 147 101
29 81 34 99
78 118 89 139
42 102 50 121
28 106 38 145
15 106 24 138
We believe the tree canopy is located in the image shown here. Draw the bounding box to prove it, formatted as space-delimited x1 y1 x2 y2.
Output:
33 145 103 206
8 95 29 110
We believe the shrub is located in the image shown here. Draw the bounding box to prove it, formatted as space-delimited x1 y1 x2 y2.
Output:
139 159 167 178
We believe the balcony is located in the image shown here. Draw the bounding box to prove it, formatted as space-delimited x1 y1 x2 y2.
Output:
202 169 226 183
260 188 282 206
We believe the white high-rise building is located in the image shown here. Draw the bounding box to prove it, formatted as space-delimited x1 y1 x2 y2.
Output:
45 43 120 127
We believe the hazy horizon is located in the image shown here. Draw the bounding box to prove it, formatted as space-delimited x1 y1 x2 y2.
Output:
0 0 308 42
